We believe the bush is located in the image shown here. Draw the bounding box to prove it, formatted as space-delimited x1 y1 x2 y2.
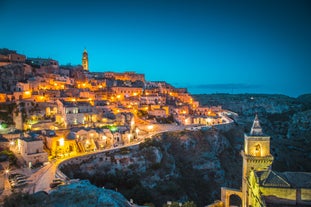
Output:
0 150 17 165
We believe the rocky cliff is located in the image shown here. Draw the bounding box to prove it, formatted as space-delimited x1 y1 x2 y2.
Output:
60 126 242 207
193 93 311 172
6 93 310 207
59 93 311 207
3 180 132 207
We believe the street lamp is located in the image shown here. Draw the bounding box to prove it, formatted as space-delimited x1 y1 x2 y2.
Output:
4 167 10 178
127 134 131 143
206 118 212 125
147 125 154 131
5 168 10 175
59 138 64 146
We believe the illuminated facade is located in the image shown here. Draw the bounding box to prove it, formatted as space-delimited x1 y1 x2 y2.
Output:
18 137 48 166
220 115 311 207
104 71 145 82
241 115 274 207
82 49 88 71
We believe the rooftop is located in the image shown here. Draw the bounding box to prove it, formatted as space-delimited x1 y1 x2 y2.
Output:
20 137 41 142
250 114 264 136
256 170 311 189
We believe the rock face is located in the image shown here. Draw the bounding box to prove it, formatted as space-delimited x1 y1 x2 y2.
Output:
3 180 132 207
58 94 311 207
287 109 311 139
60 128 241 207
48 180 131 207
194 93 311 172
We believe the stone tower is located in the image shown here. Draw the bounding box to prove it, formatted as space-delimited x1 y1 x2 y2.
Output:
241 115 273 207
82 49 88 71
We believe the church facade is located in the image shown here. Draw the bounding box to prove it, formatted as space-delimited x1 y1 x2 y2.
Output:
220 115 311 207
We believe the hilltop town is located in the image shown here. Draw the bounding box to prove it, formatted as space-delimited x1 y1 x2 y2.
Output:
1 48 311 207
0 48 231 157
0 48 232 201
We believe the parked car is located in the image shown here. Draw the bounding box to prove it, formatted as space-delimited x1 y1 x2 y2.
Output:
12 180 28 188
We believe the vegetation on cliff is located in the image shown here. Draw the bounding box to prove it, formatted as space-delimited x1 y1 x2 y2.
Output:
60 127 243 206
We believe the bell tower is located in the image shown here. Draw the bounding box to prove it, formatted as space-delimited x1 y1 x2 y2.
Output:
241 115 273 207
82 49 88 71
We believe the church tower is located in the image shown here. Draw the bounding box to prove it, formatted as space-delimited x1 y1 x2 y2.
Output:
82 49 88 71
241 115 273 207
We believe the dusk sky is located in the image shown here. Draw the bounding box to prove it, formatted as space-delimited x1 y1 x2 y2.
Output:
1 0 310 97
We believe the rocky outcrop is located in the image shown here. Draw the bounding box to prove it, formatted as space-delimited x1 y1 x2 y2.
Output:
60 127 238 207
57 94 311 207
3 180 132 207
194 93 311 173
287 110 311 141
48 180 132 207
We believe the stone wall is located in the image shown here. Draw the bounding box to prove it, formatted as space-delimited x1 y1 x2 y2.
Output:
261 187 296 204
301 188 311 201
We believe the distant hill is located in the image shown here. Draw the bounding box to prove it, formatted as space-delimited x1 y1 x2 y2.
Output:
297 93 311 109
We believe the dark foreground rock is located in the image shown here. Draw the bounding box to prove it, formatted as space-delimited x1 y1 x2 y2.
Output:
3 180 132 207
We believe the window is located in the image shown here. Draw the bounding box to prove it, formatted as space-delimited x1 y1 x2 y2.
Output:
254 144 261 156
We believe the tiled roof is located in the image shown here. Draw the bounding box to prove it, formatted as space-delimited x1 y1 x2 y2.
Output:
250 114 264 136
256 170 291 187
282 171 311 188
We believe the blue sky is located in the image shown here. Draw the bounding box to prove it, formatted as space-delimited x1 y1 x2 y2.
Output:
1 0 311 97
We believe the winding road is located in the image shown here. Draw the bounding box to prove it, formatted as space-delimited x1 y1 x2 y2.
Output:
29 124 186 194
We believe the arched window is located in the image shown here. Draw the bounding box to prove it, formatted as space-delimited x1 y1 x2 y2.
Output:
254 144 261 156
229 194 242 207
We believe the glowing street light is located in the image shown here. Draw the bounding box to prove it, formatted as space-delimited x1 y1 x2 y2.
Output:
4 166 10 176
127 134 132 143
5 168 10 175
206 118 212 125
147 125 154 131
59 138 64 146
102 135 107 141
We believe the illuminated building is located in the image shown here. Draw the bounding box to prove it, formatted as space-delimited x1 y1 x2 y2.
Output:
56 100 97 128
18 136 48 167
82 49 88 71
111 86 143 99
104 71 145 82
26 58 59 74
140 95 166 105
220 115 311 207
44 130 77 157
148 108 167 118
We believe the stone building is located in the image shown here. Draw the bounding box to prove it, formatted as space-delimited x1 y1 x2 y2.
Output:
18 136 48 166
82 49 88 71
56 100 97 128
220 115 311 207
